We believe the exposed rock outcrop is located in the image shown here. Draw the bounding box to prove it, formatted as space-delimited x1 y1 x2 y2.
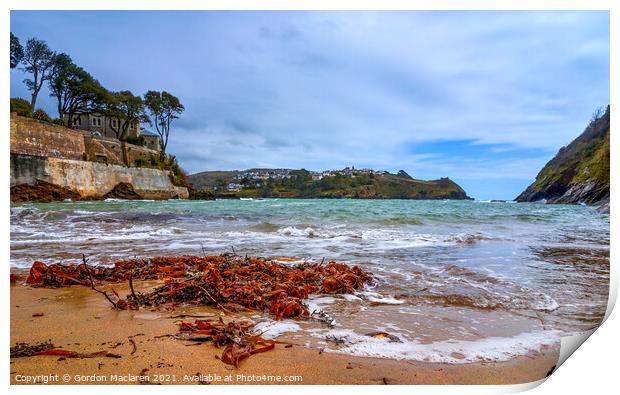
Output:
516 105 609 212
10 181 82 203
396 170 414 180
104 182 143 200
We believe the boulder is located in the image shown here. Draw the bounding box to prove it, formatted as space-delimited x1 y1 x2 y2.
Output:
104 182 143 200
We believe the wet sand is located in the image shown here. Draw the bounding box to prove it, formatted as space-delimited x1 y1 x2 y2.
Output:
10 277 560 385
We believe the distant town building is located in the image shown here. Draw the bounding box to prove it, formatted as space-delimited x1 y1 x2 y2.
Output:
227 183 242 191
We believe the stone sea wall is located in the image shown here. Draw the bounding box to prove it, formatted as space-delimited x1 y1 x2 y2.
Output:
10 113 188 201
11 155 188 199
10 114 87 161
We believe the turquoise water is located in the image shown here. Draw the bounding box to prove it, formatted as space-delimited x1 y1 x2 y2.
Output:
10 199 610 362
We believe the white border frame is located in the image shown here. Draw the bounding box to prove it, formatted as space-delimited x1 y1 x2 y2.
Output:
3 1 617 395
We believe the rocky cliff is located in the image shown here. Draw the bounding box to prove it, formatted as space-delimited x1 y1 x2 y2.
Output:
516 105 609 212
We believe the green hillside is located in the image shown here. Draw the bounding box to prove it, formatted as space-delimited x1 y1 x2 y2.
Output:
189 169 470 200
516 105 610 209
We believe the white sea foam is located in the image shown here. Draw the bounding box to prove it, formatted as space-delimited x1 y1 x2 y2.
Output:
341 294 363 302
366 295 405 305
272 225 481 247
305 295 338 315
315 329 562 363
278 226 320 238
253 320 301 340
358 291 404 305
72 210 95 215
533 294 560 312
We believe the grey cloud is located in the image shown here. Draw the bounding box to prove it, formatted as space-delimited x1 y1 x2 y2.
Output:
10 10 609 199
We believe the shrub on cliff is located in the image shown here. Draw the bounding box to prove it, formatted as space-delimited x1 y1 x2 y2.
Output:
188 188 215 200
133 152 190 189
10 98 31 117
124 135 146 147
32 109 51 122
166 156 190 188
51 118 67 126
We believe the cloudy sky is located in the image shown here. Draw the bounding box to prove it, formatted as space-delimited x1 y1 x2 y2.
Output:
10 11 609 199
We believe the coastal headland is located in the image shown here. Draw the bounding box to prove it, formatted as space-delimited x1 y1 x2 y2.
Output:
10 113 188 202
516 105 610 212
189 168 470 200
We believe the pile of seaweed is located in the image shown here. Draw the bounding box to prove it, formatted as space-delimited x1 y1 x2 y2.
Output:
25 254 373 321
23 254 373 367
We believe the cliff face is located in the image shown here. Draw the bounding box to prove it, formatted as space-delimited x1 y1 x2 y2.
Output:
516 105 609 211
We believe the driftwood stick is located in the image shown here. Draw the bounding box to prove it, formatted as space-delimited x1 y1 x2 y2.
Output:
129 338 137 355
81 254 119 308
129 274 137 300
194 284 229 313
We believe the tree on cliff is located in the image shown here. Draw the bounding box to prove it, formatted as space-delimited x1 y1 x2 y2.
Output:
48 53 74 118
144 90 185 153
103 91 150 140
10 33 24 69
47 56 108 127
21 38 56 111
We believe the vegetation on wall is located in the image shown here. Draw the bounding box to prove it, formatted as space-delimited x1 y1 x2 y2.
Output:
32 109 51 122
124 135 146 147
51 118 67 126
137 152 191 188
10 97 31 117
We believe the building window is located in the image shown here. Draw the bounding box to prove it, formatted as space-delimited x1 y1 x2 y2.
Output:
111 119 118 128
72 117 81 126
92 117 102 127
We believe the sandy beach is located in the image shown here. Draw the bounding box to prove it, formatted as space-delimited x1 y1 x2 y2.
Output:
10 273 559 385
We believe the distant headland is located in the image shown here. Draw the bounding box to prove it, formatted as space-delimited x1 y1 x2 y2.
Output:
189 167 471 200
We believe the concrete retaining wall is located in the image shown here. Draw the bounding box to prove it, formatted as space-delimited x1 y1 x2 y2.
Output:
83 136 125 165
11 154 188 199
